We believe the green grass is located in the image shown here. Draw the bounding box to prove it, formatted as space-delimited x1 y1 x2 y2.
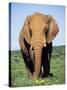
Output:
10 45 65 87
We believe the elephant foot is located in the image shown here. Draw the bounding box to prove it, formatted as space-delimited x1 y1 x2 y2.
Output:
32 72 39 80
42 73 53 78
28 70 33 80
28 72 38 80
28 74 33 80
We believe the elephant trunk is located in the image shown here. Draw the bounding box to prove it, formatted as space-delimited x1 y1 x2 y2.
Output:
31 36 44 78
33 46 42 78
30 32 46 79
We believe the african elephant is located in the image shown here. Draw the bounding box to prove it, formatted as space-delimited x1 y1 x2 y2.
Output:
19 12 59 79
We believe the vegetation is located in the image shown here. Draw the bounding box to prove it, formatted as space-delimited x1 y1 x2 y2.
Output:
10 45 65 87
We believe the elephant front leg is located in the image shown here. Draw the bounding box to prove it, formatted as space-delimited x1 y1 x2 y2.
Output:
41 46 50 78
42 53 53 78
47 53 53 77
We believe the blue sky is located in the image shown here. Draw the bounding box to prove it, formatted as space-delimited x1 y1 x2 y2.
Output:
10 3 65 50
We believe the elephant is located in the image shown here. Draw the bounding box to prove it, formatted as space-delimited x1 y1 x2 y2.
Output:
19 12 59 79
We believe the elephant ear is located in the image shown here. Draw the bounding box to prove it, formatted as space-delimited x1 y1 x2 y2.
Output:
46 16 59 43
22 16 31 44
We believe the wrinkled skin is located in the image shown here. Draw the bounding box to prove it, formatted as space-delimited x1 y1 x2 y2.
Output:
19 12 59 79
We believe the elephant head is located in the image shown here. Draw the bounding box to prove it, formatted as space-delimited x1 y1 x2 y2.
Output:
20 12 59 79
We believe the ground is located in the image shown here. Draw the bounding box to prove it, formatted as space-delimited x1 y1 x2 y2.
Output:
10 45 65 87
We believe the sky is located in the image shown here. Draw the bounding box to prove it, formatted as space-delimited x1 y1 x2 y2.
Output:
9 3 65 51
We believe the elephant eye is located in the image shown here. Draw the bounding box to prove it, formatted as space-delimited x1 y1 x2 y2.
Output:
29 29 32 37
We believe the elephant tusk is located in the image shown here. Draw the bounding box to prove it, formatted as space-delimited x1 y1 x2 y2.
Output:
29 46 34 65
44 43 46 47
30 46 32 50
30 45 34 51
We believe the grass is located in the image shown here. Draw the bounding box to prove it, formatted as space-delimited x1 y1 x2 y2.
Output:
10 45 65 87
